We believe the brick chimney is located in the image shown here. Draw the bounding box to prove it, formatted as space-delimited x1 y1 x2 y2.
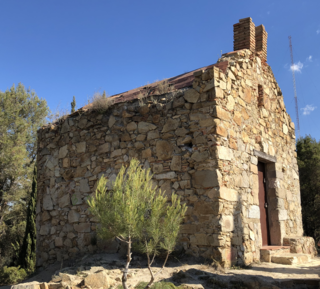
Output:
255 25 268 62
233 17 268 63
233 17 256 52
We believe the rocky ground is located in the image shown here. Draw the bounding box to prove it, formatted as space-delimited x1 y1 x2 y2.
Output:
2 253 320 289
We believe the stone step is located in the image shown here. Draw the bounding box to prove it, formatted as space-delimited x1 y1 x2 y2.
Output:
271 253 311 265
260 246 290 263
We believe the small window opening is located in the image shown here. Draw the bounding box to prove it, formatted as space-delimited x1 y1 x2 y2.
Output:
258 85 264 107
179 142 193 153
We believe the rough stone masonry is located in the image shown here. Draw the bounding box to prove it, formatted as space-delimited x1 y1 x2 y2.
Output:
36 17 312 268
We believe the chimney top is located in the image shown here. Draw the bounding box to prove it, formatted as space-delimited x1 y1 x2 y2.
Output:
233 18 268 62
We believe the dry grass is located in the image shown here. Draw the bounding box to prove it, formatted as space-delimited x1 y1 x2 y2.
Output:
211 258 225 273
87 92 114 112
137 80 174 107
137 92 147 107
156 79 173 95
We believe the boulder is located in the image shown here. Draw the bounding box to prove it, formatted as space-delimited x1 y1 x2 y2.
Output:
59 273 82 287
84 270 115 289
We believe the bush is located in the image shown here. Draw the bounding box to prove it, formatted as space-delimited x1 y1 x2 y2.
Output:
0 266 27 285
87 91 114 112
88 159 186 289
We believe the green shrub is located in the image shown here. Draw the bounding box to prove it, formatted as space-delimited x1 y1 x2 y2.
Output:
88 159 186 289
0 266 27 285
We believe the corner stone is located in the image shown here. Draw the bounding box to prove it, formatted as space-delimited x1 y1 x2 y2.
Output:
220 215 234 232
216 146 233 161
219 187 238 202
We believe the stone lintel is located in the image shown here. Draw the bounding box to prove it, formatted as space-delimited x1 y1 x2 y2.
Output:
253 149 276 163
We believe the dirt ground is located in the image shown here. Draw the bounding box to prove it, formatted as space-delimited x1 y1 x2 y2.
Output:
2 253 320 289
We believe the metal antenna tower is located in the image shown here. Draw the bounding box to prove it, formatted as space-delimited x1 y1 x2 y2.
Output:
288 36 301 138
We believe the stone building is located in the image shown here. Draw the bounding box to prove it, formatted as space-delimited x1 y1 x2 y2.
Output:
36 17 316 268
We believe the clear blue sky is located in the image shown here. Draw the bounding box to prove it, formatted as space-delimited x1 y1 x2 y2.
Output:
1 0 320 140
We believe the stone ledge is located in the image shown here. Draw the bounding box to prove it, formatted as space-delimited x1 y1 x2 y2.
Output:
253 149 277 163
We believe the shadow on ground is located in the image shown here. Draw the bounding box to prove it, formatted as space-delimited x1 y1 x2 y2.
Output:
1 253 320 289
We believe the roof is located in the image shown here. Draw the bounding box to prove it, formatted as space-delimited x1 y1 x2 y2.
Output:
82 61 228 110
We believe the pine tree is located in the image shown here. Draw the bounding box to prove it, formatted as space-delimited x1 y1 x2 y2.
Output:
0 84 47 268
88 159 186 289
71 96 76 113
297 135 320 243
19 166 37 273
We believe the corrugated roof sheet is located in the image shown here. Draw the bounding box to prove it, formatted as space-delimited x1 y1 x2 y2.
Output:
83 61 228 110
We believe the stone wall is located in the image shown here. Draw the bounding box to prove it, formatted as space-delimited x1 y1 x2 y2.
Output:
36 47 303 268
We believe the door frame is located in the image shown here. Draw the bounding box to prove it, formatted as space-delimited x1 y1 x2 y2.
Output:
253 150 282 246
258 161 271 246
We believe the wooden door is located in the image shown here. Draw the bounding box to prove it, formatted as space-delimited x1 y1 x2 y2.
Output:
258 162 270 246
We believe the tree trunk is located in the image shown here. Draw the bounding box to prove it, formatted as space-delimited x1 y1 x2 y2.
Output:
144 251 170 289
122 236 131 289
145 265 155 289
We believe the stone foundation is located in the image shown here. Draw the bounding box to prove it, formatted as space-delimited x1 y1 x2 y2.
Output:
283 237 317 257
